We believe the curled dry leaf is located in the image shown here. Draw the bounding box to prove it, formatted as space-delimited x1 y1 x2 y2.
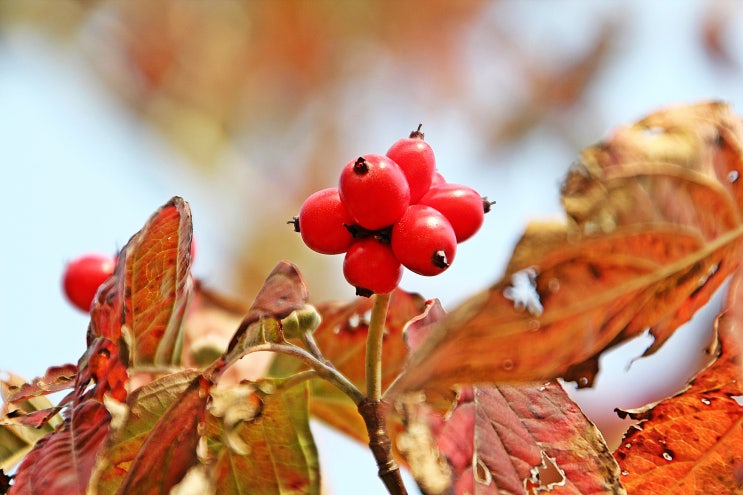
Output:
4 364 77 404
386 101 743 399
614 258 743 494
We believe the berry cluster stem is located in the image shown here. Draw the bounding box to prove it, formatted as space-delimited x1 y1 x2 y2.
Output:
366 292 391 400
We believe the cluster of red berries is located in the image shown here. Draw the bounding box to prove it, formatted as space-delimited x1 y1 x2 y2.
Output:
292 126 492 297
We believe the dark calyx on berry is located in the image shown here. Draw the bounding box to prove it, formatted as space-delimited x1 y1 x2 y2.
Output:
344 224 392 243
288 216 300 232
432 250 450 269
409 123 424 139
352 156 369 175
482 197 496 213
355 286 375 298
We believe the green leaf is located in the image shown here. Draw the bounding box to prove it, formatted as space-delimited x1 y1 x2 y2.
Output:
208 380 319 495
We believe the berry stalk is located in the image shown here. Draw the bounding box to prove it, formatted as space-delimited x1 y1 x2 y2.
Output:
366 292 391 400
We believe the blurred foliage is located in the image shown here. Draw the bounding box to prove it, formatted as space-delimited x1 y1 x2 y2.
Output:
1 0 741 303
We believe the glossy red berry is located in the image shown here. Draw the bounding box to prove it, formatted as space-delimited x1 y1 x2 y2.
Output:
295 188 354 254
430 170 447 187
62 253 116 312
343 238 402 296
386 126 436 203
338 154 410 230
391 205 457 276
418 183 486 242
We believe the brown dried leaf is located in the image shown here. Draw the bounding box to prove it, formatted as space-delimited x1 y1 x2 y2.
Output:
387 102 743 398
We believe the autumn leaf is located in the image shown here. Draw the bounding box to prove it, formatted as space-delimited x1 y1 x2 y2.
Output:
387 102 743 399
396 301 623 495
90 370 204 494
613 258 743 494
224 261 309 358
89 196 193 367
400 382 624 495
207 380 320 495
4 364 77 404
9 401 111 495
0 374 62 472
269 290 426 444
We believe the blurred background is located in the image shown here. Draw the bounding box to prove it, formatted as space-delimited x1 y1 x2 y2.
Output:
1 0 742 492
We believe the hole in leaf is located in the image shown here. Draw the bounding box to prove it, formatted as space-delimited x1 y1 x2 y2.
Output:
473 454 492 486
524 451 566 493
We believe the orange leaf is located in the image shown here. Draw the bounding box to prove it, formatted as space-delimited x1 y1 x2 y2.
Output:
89 196 193 367
614 261 743 494
387 102 743 398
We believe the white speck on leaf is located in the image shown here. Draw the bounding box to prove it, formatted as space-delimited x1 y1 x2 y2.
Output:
503 267 543 316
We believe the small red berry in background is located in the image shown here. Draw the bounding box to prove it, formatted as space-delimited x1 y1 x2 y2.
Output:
292 125 492 296
391 205 457 276
62 253 116 312
295 188 354 255
339 154 410 230
343 238 402 296
386 125 436 203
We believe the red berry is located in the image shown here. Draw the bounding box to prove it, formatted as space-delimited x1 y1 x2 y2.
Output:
386 128 436 203
296 188 354 254
339 154 410 230
391 205 457 276
343 238 402 296
430 170 447 187
62 253 116 312
418 183 485 242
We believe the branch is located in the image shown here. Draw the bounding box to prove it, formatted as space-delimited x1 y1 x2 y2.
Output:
358 398 408 495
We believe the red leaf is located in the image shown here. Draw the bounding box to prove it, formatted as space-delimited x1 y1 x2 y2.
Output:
400 382 623 494
9 401 111 495
6 364 77 403
113 375 210 495
225 261 309 355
